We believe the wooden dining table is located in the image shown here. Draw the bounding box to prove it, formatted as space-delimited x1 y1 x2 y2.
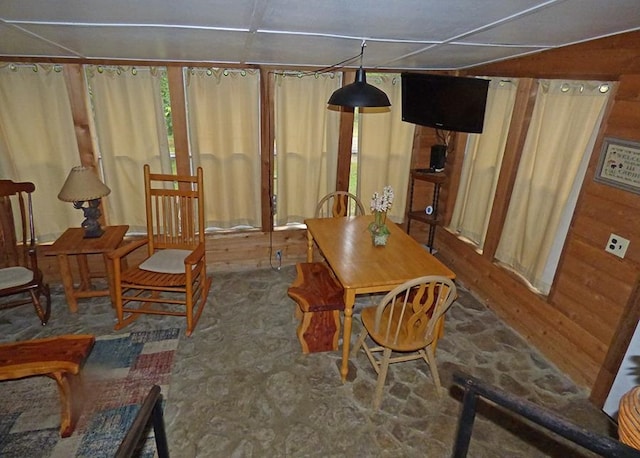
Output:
305 215 456 382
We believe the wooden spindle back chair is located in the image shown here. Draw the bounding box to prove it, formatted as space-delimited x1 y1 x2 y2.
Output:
315 191 365 218
352 275 457 409
109 165 211 336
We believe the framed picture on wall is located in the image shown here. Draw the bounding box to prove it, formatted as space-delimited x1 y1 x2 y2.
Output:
595 137 640 195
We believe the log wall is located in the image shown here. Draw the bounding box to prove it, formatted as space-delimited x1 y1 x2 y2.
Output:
430 31 640 400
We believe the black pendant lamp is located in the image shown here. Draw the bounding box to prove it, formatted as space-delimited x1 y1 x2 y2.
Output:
328 43 391 108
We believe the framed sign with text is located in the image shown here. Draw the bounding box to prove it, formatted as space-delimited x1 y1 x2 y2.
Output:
595 137 640 195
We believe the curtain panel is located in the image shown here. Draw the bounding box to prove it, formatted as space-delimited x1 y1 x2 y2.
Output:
86 65 171 233
274 72 341 225
358 74 415 222
186 68 262 229
0 63 79 242
448 78 519 249
495 79 610 294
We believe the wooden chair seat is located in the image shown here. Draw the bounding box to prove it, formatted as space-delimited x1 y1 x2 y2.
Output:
122 267 187 288
288 262 345 353
0 335 95 437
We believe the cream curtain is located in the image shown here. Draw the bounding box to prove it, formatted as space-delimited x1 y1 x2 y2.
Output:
0 63 80 242
86 65 171 233
186 68 261 229
449 78 519 249
495 79 610 294
358 74 415 222
274 72 341 225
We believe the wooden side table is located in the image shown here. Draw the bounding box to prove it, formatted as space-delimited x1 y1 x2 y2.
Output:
46 225 128 312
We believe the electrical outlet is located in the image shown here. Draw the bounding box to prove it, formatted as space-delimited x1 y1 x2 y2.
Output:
275 250 282 261
605 233 630 259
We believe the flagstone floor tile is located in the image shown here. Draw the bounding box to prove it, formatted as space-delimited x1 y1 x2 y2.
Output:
0 266 617 457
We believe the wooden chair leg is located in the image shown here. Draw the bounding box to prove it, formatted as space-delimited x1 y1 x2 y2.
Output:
425 346 443 397
373 347 392 409
351 328 367 357
29 285 50 325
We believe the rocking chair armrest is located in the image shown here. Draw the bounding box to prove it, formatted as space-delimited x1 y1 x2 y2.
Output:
184 242 206 266
108 238 149 261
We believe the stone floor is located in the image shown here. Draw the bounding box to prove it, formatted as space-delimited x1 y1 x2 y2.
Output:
0 265 621 457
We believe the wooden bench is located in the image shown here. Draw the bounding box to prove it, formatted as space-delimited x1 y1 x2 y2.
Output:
0 334 95 437
287 262 345 353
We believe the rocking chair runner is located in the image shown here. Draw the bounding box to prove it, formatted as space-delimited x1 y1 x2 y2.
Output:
0 180 51 324
108 165 211 336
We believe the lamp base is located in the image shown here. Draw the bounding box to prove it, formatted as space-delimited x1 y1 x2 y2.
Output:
83 227 104 238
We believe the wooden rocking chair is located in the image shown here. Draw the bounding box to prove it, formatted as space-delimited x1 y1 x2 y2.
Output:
108 165 211 336
0 180 51 324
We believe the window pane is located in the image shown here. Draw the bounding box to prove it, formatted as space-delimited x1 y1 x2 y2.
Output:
185 68 261 230
495 79 610 294
273 72 341 226
85 65 172 233
448 78 518 249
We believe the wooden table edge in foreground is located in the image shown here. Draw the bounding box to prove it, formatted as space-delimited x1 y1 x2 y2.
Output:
305 215 456 382
0 334 95 437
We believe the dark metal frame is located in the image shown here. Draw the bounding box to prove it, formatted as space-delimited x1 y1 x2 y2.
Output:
115 385 170 458
452 372 640 458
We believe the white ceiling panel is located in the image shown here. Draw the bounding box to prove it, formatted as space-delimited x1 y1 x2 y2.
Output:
0 0 257 29
0 23 78 57
462 0 640 46
258 0 549 41
389 43 548 70
15 24 251 62
249 34 430 68
1 1 639 70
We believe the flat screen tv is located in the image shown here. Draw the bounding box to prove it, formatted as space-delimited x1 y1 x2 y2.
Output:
401 73 489 133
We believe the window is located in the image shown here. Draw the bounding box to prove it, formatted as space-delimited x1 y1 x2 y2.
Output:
448 78 519 250
185 68 262 230
0 63 80 242
85 65 172 233
495 79 611 294
273 71 341 226
355 73 415 221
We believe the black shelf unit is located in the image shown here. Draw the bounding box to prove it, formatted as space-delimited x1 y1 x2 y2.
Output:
406 169 447 252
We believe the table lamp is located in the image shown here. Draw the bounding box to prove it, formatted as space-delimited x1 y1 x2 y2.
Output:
58 166 111 238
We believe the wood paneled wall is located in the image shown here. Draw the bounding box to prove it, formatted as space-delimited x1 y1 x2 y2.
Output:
431 31 640 401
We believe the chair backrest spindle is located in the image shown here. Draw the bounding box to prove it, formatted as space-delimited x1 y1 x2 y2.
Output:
375 276 457 348
143 165 204 252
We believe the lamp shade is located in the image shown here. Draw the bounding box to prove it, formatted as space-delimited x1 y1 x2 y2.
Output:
58 166 111 202
328 67 391 108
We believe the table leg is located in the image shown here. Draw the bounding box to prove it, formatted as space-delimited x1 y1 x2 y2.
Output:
50 371 76 438
306 230 314 262
76 254 91 290
103 252 116 308
57 254 78 313
340 289 356 382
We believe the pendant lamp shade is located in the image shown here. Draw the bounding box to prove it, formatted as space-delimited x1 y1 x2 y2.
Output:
328 67 391 108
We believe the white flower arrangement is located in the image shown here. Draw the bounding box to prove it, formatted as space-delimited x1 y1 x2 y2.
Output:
370 186 394 213
368 186 394 245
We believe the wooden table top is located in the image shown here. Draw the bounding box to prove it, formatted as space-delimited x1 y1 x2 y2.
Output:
305 216 455 293
46 225 129 255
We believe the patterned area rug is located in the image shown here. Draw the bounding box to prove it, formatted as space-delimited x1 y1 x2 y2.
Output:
0 328 180 458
